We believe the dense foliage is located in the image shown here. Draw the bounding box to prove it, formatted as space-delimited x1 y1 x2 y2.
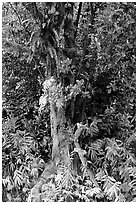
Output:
2 2 136 202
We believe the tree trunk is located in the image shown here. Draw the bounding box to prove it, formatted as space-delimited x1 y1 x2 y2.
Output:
23 2 99 201
50 95 70 167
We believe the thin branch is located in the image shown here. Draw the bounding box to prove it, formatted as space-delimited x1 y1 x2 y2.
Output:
81 79 89 122
90 2 96 26
74 2 82 39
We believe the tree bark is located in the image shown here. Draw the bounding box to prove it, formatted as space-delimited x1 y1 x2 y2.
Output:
50 99 70 167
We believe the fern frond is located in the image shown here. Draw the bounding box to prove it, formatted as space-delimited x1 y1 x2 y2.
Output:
105 138 122 161
125 132 136 146
60 166 74 189
95 168 106 181
102 175 116 192
119 166 136 183
86 187 101 197
106 181 121 200
125 151 136 166
13 169 23 187
55 163 75 191
22 132 35 149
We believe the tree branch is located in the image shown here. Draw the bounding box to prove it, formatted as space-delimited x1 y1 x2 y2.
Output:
64 3 74 48
74 2 82 39
81 80 89 122
90 3 96 26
